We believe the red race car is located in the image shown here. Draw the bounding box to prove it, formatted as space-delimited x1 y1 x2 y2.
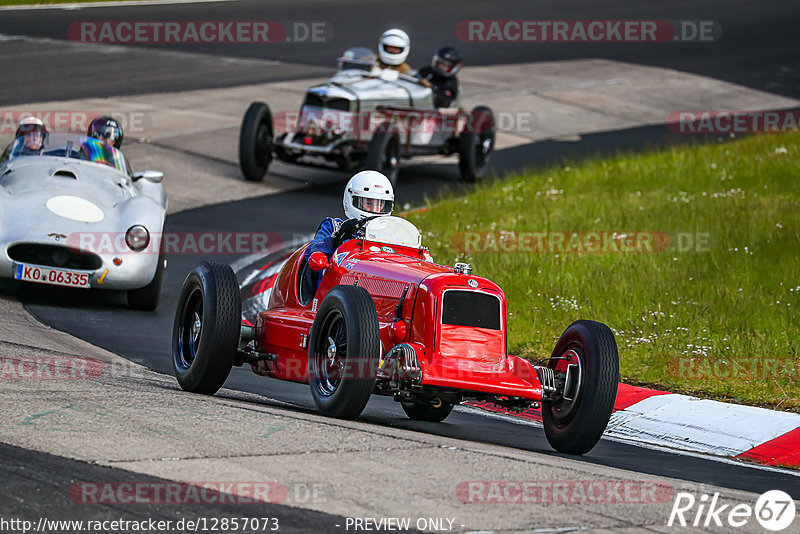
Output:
172 216 619 454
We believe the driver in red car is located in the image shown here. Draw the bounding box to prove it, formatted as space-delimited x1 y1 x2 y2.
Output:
251 170 394 377
304 169 395 262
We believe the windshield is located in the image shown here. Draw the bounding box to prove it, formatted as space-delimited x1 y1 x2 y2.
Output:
3 133 128 174
337 47 376 72
364 216 422 248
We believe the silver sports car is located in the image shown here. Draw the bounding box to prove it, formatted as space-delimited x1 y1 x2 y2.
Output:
0 133 167 310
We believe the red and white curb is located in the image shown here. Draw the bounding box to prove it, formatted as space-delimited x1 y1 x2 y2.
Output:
608 389 800 464
466 384 800 469
233 249 800 471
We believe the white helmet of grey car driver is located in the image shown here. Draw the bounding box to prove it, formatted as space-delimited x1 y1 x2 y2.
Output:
378 28 410 66
343 170 394 220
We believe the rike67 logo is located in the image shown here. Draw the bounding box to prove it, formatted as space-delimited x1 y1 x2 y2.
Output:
668 490 796 531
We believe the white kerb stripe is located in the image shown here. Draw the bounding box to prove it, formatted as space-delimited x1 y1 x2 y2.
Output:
606 394 800 457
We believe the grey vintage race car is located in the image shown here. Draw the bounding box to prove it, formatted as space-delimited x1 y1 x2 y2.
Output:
239 48 495 185
0 133 167 310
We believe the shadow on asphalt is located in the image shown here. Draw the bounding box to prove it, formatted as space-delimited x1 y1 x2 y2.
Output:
0 442 368 534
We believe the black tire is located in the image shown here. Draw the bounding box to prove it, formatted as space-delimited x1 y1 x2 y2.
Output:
401 400 454 422
172 262 241 395
458 105 495 182
362 122 400 185
308 285 380 419
239 102 273 182
541 320 619 455
127 253 165 311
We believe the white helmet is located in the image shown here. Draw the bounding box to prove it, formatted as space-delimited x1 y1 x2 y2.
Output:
15 116 47 138
343 170 394 220
378 28 410 66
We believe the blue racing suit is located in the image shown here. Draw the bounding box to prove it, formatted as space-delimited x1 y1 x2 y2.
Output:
300 217 345 297
301 216 366 296
303 217 343 261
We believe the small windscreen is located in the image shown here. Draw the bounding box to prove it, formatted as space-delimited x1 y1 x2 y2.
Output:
337 47 376 72
338 59 373 72
442 290 501 330
3 133 128 174
364 216 421 248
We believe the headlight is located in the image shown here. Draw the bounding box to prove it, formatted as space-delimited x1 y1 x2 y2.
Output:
125 225 150 252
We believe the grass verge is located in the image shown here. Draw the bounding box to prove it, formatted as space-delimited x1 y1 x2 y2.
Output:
406 133 799 412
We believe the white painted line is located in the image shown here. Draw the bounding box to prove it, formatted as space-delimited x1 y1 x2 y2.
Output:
0 0 237 11
240 260 287 321
455 405 543 428
600 432 800 478
455 404 800 477
607 394 800 457
240 257 286 295
240 264 268 288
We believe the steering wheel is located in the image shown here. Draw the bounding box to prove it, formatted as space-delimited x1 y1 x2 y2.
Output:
353 215 379 231
333 216 380 248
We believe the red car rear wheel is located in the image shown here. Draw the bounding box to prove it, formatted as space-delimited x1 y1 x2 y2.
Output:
401 400 454 422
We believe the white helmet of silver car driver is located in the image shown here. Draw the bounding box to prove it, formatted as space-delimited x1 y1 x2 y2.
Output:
343 170 395 220
378 28 410 66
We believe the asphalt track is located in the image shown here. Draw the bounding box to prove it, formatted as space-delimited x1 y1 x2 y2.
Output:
0 0 798 103
3 0 800 523
0 443 352 532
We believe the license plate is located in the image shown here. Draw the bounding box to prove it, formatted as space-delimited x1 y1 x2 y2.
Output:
15 264 91 289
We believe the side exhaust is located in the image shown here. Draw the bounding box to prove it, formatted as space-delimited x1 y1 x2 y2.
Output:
378 343 422 384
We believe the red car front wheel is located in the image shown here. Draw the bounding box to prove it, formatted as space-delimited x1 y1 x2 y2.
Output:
308 285 380 419
541 320 619 455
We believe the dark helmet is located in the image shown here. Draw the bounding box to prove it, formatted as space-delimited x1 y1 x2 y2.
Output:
16 116 48 140
431 46 463 77
88 116 123 149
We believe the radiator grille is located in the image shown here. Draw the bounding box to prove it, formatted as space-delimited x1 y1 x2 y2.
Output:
8 243 102 270
340 274 408 299
442 290 501 330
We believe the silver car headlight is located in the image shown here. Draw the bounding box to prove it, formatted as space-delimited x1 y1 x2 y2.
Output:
125 225 150 252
